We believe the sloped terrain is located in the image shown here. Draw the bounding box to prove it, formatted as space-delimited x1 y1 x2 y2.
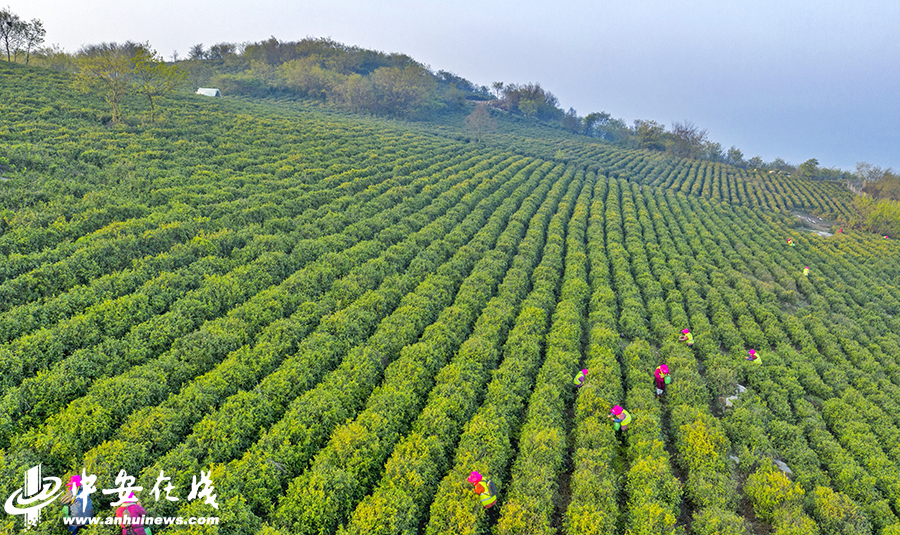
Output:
1 60 899 535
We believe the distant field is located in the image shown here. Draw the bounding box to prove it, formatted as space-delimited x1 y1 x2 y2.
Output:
1 61 900 535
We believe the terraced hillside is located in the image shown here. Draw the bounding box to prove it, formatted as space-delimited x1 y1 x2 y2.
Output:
1 60 900 535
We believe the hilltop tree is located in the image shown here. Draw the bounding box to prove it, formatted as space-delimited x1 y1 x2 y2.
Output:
702 141 725 162
332 64 436 118
188 43 206 60
583 111 611 136
669 120 708 159
856 161 900 201
561 107 580 133
493 82 562 121
207 42 237 60
633 119 666 151
491 81 504 98
769 157 794 173
464 102 497 143
795 158 819 179
726 146 745 167
592 116 630 143
856 161 891 184
279 56 344 99
132 46 187 123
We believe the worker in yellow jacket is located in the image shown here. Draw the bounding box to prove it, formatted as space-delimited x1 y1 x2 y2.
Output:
467 471 497 508
573 368 587 388
609 405 632 431
746 349 761 364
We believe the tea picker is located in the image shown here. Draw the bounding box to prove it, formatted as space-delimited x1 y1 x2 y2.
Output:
655 364 671 396
573 368 587 388
608 405 632 431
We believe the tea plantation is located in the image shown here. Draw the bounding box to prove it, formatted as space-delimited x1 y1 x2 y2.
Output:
1 60 899 534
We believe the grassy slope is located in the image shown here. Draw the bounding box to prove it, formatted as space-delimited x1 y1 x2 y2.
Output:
2 60 900 535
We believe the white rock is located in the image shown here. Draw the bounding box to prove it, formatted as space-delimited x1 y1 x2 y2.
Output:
774 460 793 476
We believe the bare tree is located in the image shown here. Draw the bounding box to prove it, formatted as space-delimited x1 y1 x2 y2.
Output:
188 43 206 60
465 102 497 143
22 18 44 64
0 7 25 62
669 120 708 159
132 45 187 123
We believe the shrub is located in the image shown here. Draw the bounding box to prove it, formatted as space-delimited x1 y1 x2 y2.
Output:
809 486 873 535
690 507 751 535
744 459 804 523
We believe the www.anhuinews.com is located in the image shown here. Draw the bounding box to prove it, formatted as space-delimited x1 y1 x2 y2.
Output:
63 515 220 526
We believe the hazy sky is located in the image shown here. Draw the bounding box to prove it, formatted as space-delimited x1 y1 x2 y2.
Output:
16 0 900 171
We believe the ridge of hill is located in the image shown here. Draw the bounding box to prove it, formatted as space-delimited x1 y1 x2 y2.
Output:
2 60 900 535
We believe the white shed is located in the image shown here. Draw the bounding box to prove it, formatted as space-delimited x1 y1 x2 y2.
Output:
195 88 222 97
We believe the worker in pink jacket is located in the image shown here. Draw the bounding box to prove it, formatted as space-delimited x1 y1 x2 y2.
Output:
467 471 497 509
746 349 761 364
609 405 632 431
654 364 671 396
115 493 151 535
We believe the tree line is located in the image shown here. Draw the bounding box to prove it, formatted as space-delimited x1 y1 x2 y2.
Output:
1 8 185 125
479 80 863 186
2 6 888 191
846 162 900 237
168 37 491 119
0 6 45 64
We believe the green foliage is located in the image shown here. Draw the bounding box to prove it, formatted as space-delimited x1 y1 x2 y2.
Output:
850 195 900 237
744 460 805 523
132 46 187 123
690 507 751 535
4 53 900 535
495 172 592 535
808 486 873 535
